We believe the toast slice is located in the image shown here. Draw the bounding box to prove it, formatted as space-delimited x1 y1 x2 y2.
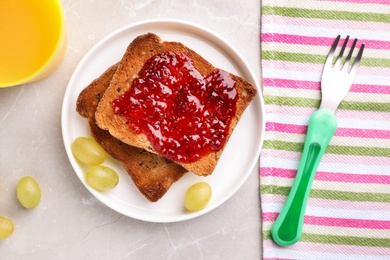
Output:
76 63 187 202
95 33 257 176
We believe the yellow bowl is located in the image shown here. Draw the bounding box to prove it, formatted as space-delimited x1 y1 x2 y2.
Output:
0 0 66 88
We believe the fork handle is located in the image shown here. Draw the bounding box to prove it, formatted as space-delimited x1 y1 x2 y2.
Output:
271 109 337 247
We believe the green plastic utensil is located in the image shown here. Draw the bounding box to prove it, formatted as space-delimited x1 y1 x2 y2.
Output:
271 109 337 246
271 35 365 247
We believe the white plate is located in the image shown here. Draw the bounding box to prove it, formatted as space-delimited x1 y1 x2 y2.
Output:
61 19 265 223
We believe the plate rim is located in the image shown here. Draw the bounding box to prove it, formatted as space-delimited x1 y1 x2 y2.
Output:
61 18 265 223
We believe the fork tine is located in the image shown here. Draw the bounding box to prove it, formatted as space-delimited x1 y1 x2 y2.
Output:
325 35 340 67
345 38 357 63
341 38 357 72
334 35 349 68
349 43 365 75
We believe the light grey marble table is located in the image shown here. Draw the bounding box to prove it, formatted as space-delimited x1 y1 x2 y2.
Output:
0 0 262 259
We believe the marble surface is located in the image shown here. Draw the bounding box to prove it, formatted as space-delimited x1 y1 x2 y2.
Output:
0 0 262 259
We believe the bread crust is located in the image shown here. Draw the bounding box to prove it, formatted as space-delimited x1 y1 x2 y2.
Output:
95 33 257 176
76 64 187 202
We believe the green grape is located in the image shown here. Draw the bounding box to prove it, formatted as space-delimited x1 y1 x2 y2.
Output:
184 182 212 211
0 216 14 239
85 165 119 191
71 137 106 165
17 176 41 209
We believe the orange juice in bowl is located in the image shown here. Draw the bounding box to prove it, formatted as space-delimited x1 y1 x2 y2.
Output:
0 0 66 88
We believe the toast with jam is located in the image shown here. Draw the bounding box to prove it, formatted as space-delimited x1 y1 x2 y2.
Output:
76 63 187 202
95 33 257 176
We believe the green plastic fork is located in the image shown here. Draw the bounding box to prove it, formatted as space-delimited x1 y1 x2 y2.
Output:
271 35 365 247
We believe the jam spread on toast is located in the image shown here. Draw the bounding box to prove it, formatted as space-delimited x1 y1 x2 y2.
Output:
113 51 237 163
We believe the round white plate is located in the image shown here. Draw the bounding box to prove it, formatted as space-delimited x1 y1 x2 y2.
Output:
61 19 265 223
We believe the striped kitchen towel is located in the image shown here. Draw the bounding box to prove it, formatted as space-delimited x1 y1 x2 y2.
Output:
259 0 390 259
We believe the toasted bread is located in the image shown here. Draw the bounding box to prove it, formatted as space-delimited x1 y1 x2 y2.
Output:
95 33 257 176
76 64 187 202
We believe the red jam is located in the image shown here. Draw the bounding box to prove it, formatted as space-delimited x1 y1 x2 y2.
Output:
113 51 237 163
